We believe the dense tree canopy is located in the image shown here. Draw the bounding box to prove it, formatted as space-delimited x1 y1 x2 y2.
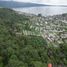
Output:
0 8 67 67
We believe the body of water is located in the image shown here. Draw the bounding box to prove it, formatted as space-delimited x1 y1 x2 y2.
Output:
13 6 67 16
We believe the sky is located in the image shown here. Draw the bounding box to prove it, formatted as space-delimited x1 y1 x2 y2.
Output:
1 0 67 5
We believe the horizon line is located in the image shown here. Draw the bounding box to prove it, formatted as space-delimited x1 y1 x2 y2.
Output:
0 0 67 6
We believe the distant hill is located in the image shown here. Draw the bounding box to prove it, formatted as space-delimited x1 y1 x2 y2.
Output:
0 1 46 8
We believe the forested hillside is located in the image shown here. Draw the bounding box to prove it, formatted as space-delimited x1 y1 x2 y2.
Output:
0 8 67 67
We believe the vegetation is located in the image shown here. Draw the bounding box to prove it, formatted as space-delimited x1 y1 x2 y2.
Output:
0 8 67 67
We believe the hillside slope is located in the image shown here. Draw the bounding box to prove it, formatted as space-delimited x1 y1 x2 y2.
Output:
0 8 67 67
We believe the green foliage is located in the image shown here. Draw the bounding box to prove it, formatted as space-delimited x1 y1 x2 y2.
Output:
0 8 67 67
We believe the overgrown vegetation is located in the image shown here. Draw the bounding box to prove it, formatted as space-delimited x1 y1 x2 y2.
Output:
0 8 67 67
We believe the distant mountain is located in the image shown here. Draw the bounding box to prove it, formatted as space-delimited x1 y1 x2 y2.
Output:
0 1 46 8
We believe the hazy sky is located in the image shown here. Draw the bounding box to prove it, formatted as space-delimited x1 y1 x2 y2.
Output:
1 0 67 5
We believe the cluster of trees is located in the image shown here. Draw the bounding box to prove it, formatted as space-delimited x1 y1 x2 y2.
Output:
0 8 67 67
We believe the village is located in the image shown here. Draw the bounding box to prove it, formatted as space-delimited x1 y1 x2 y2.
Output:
17 13 67 45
